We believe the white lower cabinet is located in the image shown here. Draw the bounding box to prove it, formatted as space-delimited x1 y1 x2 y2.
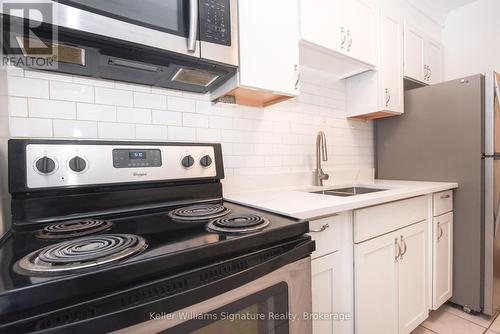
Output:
312 251 353 334
432 212 453 309
355 221 428 334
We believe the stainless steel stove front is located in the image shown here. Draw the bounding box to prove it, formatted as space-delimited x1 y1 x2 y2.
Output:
113 257 312 334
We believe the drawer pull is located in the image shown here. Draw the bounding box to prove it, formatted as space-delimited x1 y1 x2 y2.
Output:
310 224 330 233
440 194 451 199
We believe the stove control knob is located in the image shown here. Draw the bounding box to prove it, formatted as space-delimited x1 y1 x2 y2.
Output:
200 155 212 168
181 155 195 168
35 157 56 174
69 156 87 173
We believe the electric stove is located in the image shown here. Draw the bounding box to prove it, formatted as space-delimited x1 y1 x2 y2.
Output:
0 139 314 334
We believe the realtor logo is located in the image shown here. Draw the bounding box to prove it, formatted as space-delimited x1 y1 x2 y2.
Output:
0 0 58 69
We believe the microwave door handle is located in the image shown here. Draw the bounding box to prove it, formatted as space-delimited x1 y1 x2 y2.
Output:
187 0 198 53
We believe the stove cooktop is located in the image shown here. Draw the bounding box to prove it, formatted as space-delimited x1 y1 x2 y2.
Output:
0 201 307 319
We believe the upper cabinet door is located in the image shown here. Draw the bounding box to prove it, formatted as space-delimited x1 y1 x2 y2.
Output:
404 24 425 82
381 13 403 114
425 39 443 85
345 0 378 65
238 0 300 95
300 0 344 53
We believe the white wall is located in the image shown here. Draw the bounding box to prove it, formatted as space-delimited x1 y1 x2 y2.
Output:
4 66 374 177
443 0 500 80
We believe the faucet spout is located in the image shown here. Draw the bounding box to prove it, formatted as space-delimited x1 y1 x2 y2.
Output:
314 131 329 186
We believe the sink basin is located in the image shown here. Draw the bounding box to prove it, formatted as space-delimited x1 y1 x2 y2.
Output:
311 186 388 197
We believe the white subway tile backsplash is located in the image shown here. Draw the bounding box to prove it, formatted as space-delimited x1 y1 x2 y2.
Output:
53 120 97 138
135 124 168 140
98 122 135 139
169 96 196 112
77 103 117 122
117 106 151 124
196 128 221 142
25 70 73 83
152 110 182 126
8 97 28 117
167 126 196 141
4 67 374 175
10 117 52 137
209 116 233 129
73 77 115 88
50 81 94 103
183 113 208 128
8 76 49 98
29 99 76 119
95 87 133 107
133 92 166 110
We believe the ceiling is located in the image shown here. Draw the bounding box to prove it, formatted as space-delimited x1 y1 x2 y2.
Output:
407 0 478 25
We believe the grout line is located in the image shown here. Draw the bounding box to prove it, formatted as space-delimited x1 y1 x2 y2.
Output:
420 324 439 333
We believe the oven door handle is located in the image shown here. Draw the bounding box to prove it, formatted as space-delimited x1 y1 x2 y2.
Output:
3 237 315 334
187 0 199 53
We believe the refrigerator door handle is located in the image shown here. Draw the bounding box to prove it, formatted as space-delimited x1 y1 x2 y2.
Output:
495 197 500 237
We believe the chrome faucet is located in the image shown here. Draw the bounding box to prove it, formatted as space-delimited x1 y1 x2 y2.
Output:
314 131 329 186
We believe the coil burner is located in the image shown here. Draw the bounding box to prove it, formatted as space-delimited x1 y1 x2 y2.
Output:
36 219 113 240
17 234 147 275
207 214 270 234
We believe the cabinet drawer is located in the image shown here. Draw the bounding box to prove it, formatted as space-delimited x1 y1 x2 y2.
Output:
354 196 427 243
308 212 350 259
433 190 453 216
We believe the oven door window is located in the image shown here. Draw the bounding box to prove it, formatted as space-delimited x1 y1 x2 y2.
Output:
163 283 290 334
57 0 188 36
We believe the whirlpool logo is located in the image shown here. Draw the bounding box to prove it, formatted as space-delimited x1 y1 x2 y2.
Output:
133 172 147 177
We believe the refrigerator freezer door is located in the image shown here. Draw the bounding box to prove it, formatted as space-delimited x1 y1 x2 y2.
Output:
376 74 484 312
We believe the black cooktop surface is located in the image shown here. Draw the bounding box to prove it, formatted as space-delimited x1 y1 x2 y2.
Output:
0 201 307 319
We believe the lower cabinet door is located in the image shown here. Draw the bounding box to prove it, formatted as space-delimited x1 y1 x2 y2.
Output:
312 251 353 334
432 212 453 309
398 221 429 334
354 232 398 334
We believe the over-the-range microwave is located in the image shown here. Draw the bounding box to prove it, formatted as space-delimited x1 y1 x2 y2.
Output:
1 0 239 93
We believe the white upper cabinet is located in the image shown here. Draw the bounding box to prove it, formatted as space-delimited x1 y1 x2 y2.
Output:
211 0 300 107
346 11 403 120
300 0 344 53
238 0 300 95
425 39 443 85
404 23 443 85
345 0 378 65
299 0 378 78
404 24 426 82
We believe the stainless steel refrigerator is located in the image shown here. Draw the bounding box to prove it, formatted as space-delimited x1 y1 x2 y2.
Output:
376 72 500 315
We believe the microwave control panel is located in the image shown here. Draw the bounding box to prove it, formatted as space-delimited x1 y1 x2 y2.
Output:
200 0 231 46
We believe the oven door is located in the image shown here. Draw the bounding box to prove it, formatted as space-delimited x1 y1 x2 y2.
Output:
115 257 311 334
49 0 201 57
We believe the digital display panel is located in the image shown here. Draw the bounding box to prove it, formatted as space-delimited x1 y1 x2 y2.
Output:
129 151 147 159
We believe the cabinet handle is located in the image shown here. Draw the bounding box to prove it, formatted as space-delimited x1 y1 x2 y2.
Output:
394 238 401 263
385 88 391 107
424 65 429 81
437 222 444 241
341 27 346 49
294 64 300 90
309 223 330 233
428 66 432 80
347 30 352 52
400 235 407 259
440 194 451 199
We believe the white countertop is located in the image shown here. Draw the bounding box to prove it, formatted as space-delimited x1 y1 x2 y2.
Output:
224 179 458 220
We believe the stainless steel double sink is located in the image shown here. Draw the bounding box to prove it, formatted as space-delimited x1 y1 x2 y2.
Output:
311 186 388 197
